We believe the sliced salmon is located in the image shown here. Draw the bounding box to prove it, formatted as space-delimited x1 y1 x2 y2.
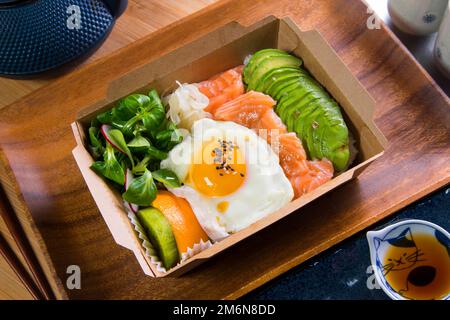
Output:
254 111 287 145
208 89 334 198
213 91 276 128
277 133 308 177
289 159 334 197
197 66 245 114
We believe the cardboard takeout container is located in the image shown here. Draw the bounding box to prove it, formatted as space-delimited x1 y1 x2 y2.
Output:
71 16 387 277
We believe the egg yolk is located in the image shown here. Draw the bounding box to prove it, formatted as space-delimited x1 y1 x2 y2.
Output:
189 138 246 197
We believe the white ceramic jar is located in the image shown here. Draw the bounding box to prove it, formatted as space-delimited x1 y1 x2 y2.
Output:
434 2 450 77
388 0 449 35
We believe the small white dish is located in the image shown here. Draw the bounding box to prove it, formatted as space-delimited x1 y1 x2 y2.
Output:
367 219 450 300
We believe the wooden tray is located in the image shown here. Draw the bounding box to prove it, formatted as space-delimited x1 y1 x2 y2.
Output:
0 0 449 299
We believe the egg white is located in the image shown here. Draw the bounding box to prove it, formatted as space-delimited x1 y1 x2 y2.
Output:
161 118 294 241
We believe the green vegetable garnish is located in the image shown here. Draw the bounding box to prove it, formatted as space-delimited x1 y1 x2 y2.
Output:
88 89 183 207
122 169 157 206
97 109 114 124
152 169 181 189
114 94 151 121
91 143 125 185
127 134 151 153
142 90 166 132
88 126 104 160
106 128 135 168
88 88 186 271
146 145 168 160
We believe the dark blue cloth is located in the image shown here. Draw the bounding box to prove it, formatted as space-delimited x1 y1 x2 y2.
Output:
245 186 449 300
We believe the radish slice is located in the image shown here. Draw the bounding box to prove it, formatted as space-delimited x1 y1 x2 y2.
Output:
101 124 126 155
101 124 135 168
124 169 139 213
125 201 138 214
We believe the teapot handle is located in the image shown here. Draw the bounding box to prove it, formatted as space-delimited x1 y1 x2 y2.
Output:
103 0 127 18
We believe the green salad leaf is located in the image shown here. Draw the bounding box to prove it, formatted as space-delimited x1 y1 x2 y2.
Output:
89 89 183 207
88 126 104 160
146 145 168 160
107 128 135 168
97 109 114 124
152 169 181 189
122 169 157 206
141 90 166 132
114 94 151 121
127 134 151 153
133 155 151 175
91 143 125 185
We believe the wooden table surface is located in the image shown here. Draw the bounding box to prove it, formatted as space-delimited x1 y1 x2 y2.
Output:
0 0 449 299
0 0 216 299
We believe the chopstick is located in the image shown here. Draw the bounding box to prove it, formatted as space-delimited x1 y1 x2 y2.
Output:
0 232 44 299
0 184 55 300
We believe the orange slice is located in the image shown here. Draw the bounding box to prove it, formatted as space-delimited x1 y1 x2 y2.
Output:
152 191 209 254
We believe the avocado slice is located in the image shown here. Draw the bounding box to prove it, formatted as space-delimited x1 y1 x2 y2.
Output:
255 67 301 92
272 75 312 105
275 82 304 117
137 207 179 270
293 100 324 157
295 98 349 171
244 49 291 82
271 72 314 101
295 86 330 114
275 75 323 122
277 87 311 130
247 55 303 91
270 76 305 101
245 49 350 171
310 101 349 170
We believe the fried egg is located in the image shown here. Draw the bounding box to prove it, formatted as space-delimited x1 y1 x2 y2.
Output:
161 119 293 241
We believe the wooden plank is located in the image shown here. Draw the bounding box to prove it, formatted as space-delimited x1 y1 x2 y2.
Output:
0 254 34 300
0 0 218 299
0 192 40 299
0 185 53 299
0 214 27 272
0 0 449 299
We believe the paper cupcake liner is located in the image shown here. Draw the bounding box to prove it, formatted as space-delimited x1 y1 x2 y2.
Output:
124 202 213 273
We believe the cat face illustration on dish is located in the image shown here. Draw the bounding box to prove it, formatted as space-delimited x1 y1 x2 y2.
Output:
368 220 450 300
375 228 425 275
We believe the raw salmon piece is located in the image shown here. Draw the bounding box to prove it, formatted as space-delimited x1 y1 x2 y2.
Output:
276 133 309 177
289 159 334 197
254 109 287 144
207 88 334 199
197 66 245 113
213 91 276 128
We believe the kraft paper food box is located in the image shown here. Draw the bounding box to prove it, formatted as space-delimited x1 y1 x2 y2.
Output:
71 16 387 277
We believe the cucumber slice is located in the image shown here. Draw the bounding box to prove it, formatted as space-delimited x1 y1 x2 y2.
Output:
137 208 179 270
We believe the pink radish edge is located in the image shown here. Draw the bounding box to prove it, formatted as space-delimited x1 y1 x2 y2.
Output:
124 169 139 213
100 124 127 155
